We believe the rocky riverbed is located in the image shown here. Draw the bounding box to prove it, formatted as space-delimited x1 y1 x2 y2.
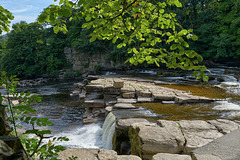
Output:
67 74 240 160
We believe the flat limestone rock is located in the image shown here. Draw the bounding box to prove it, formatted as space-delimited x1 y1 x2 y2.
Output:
98 149 118 160
207 119 240 134
84 99 105 108
179 120 223 154
117 155 142 160
116 118 149 131
122 92 135 98
152 93 175 101
191 154 222 160
86 84 104 92
137 97 154 103
152 153 191 160
129 121 185 158
114 103 136 109
117 98 137 104
58 148 99 160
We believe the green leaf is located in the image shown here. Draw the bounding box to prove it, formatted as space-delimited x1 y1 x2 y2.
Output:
89 36 96 42
85 16 91 22
192 35 198 41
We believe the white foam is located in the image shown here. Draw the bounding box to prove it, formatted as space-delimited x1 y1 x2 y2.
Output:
213 101 240 111
55 123 104 148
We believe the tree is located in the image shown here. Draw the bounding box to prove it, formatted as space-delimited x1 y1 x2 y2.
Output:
0 5 14 34
38 0 208 81
1 21 68 78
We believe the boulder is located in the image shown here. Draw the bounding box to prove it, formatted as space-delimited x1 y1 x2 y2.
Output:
117 155 142 160
207 119 240 134
113 80 124 89
152 153 191 160
114 118 149 154
86 84 104 92
98 149 118 160
179 120 223 154
129 121 185 159
85 93 104 100
0 137 27 160
116 118 149 131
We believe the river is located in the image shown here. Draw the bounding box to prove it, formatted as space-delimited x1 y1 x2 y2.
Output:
15 66 240 149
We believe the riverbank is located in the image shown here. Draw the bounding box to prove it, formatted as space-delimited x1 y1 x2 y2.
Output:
68 74 240 160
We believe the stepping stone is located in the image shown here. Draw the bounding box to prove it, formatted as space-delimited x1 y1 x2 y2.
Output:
162 101 175 104
84 99 105 108
117 98 137 104
114 103 136 109
137 97 154 103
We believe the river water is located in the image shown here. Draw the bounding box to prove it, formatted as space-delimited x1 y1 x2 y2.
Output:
15 66 240 149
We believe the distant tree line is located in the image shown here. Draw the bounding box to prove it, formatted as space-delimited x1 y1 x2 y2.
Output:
0 0 239 78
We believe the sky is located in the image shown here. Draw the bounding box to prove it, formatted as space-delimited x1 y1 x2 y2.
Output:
1 0 58 27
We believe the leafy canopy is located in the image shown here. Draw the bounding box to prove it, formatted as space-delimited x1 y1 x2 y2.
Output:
39 0 208 81
0 5 14 34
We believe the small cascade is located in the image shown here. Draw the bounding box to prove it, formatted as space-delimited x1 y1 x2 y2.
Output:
102 112 116 149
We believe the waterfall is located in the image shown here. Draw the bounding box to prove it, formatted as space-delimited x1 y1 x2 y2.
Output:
102 112 116 149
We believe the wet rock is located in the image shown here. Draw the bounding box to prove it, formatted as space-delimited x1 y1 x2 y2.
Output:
114 118 149 154
152 153 191 160
79 90 86 99
175 95 213 104
207 119 240 134
84 99 105 108
85 93 104 100
87 75 99 81
73 82 84 90
129 121 185 159
114 103 136 109
152 92 175 101
162 101 175 104
154 81 173 85
70 90 80 96
86 84 104 92
179 120 223 154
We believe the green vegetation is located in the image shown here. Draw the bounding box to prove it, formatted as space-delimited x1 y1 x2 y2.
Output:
0 21 68 78
1 71 69 159
0 5 14 34
38 0 208 80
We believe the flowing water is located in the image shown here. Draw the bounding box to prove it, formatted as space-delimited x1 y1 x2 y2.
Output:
11 66 240 149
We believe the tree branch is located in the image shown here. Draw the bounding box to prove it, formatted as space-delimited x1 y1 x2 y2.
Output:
107 0 138 21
